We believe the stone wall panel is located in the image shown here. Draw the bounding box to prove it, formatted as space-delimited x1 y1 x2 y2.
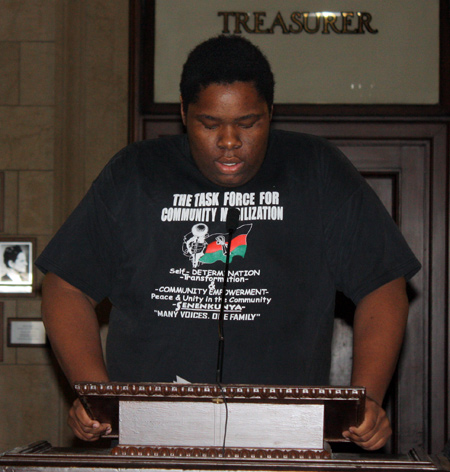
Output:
19 170 53 234
3 170 19 234
0 42 20 105
0 107 54 170
0 364 60 451
20 42 55 105
0 0 56 41
0 300 17 365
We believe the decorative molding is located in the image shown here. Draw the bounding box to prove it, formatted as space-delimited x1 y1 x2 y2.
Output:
111 445 331 460
75 382 365 444
75 382 364 402
1 440 442 470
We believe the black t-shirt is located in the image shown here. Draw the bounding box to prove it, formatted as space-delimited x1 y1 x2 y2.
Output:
36 130 421 385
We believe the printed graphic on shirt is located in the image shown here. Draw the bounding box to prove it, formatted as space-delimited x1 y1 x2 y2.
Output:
182 223 252 268
161 191 283 222
150 190 284 323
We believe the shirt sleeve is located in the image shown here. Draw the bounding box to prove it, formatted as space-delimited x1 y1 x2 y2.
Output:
35 165 120 302
320 143 421 305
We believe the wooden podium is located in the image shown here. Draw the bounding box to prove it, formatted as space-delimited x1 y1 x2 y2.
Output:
74 382 365 460
1 382 449 471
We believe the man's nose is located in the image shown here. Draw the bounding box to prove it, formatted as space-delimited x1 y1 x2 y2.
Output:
217 125 242 150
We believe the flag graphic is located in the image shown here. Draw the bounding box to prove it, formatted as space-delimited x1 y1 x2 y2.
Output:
199 224 252 265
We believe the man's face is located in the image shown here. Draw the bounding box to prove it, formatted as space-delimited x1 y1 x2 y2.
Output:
181 81 272 187
10 252 27 273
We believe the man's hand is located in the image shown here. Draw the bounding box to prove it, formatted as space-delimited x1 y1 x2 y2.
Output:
68 398 112 442
347 277 408 450
42 273 112 441
343 397 391 450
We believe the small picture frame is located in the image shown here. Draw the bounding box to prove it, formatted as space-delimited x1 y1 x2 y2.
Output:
7 318 47 347
0 238 36 296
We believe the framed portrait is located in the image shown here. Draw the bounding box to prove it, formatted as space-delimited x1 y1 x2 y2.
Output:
0 238 36 296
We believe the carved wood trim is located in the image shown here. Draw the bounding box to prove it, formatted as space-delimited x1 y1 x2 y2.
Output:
111 445 331 460
0 442 444 470
75 382 364 403
75 382 365 443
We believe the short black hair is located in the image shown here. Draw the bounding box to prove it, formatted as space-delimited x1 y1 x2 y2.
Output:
4 245 22 268
180 35 274 113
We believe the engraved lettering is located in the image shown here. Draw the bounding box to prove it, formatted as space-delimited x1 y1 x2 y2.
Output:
303 12 322 34
357 12 378 34
289 12 303 33
254 11 269 34
217 11 378 36
268 11 289 34
218 11 234 34
322 13 340 34
235 12 253 34
341 12 356 34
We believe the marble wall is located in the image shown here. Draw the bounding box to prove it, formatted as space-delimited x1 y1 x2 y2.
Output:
0 0 128 451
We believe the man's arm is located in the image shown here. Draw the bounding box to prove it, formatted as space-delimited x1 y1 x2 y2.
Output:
343 277 409 450
41 272 111 441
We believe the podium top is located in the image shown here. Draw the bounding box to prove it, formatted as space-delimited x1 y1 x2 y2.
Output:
75 382 365 401
75 382 365 442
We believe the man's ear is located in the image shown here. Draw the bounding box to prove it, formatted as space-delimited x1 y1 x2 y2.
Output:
180 96 187 126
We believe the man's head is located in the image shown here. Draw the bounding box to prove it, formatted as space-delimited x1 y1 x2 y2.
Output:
4 245 27 273
180 35 274 114
180 36 274 188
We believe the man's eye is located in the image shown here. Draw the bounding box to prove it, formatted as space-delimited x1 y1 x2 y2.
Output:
238 121 256 129
203 123 218 130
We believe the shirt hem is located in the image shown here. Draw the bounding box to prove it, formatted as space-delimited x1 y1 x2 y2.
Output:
350 258 421 305
35 257 106 303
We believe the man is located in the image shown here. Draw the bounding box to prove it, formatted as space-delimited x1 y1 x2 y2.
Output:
37 36 420 450
2 245 29 282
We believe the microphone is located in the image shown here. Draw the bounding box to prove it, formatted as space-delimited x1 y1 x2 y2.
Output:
216 208 240 384
226 207 240 233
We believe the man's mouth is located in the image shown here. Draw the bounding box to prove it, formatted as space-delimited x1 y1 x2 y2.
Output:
216 160 243 173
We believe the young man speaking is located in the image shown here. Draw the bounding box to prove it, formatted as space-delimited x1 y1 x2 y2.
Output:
37 36 420 450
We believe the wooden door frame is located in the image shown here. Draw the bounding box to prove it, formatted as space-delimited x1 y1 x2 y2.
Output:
276 120 449 453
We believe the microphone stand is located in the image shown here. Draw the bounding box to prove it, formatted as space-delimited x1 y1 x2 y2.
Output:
215 208 240 455
216 226 233 384
216 208 239 384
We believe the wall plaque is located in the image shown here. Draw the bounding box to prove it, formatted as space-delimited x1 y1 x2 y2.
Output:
151 0 439 106
7 318 47 347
